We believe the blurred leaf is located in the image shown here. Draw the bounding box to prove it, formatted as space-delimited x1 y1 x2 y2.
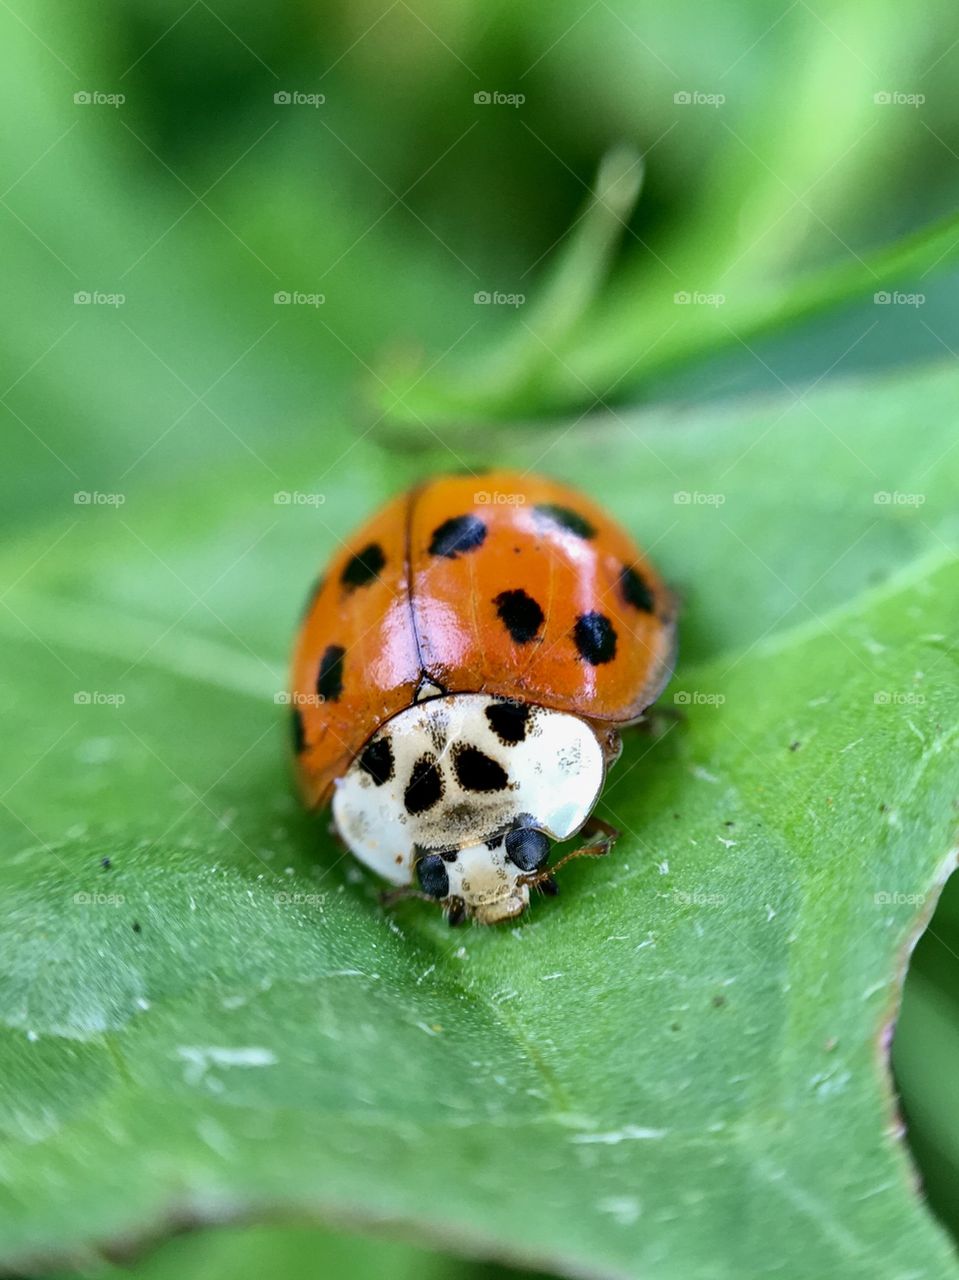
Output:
382 145 644 421
0 362 958 1276
388 202 959 423
7 0 959 509
0 0 483 526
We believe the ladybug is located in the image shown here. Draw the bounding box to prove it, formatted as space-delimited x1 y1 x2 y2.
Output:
290 471 676 924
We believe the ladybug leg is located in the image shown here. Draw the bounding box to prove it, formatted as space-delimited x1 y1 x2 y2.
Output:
518 817 620 888
379 885 468 926
379 885 436 909
579 815 620 847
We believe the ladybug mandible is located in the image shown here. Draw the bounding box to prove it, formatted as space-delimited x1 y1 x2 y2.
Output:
290 471 676 924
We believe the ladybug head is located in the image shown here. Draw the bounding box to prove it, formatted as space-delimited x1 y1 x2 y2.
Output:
413 823 553 925
332 693 607 924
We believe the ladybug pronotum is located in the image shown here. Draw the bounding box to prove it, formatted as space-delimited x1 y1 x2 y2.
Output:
290 471 676 924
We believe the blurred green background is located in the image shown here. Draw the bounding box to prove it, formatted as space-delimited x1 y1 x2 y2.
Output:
3 0 959 1275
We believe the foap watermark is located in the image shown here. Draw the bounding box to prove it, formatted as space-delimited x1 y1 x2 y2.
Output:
274 891 327 907
874 690 925 706
74 90 125 107
74 491 125 506
674 691 725 708
674 290 725 307
873 90 925 108
474 90 525 107
274 690 326 708
674 490 725 507
274 490 326 507
474 290 525 307
274 90 325 107
874 290 924 307
874 890 925 905
674 90 725 108
874 490 925 507
474 490 526 506
73 891 126 906
74 290 125 308
74 691 126 707
673 889 728 906
274 290 325 307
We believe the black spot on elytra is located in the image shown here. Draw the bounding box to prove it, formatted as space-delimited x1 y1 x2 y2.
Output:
533 503 596 540
316 644 345 702
416 853 449 899
485 700 531 745
493 588 544 644
359 736 393 786
573 612 617 665
429 514 487 559
404 755 443 814
619 564 655 613
453 745 509 792
341 542 386 590
291 708 306 754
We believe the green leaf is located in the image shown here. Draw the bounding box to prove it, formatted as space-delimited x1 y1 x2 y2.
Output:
385 202 959 425
1 360 958 1278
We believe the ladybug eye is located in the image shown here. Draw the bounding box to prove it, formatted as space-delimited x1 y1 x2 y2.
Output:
505 827 550 872
416 854 450 899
